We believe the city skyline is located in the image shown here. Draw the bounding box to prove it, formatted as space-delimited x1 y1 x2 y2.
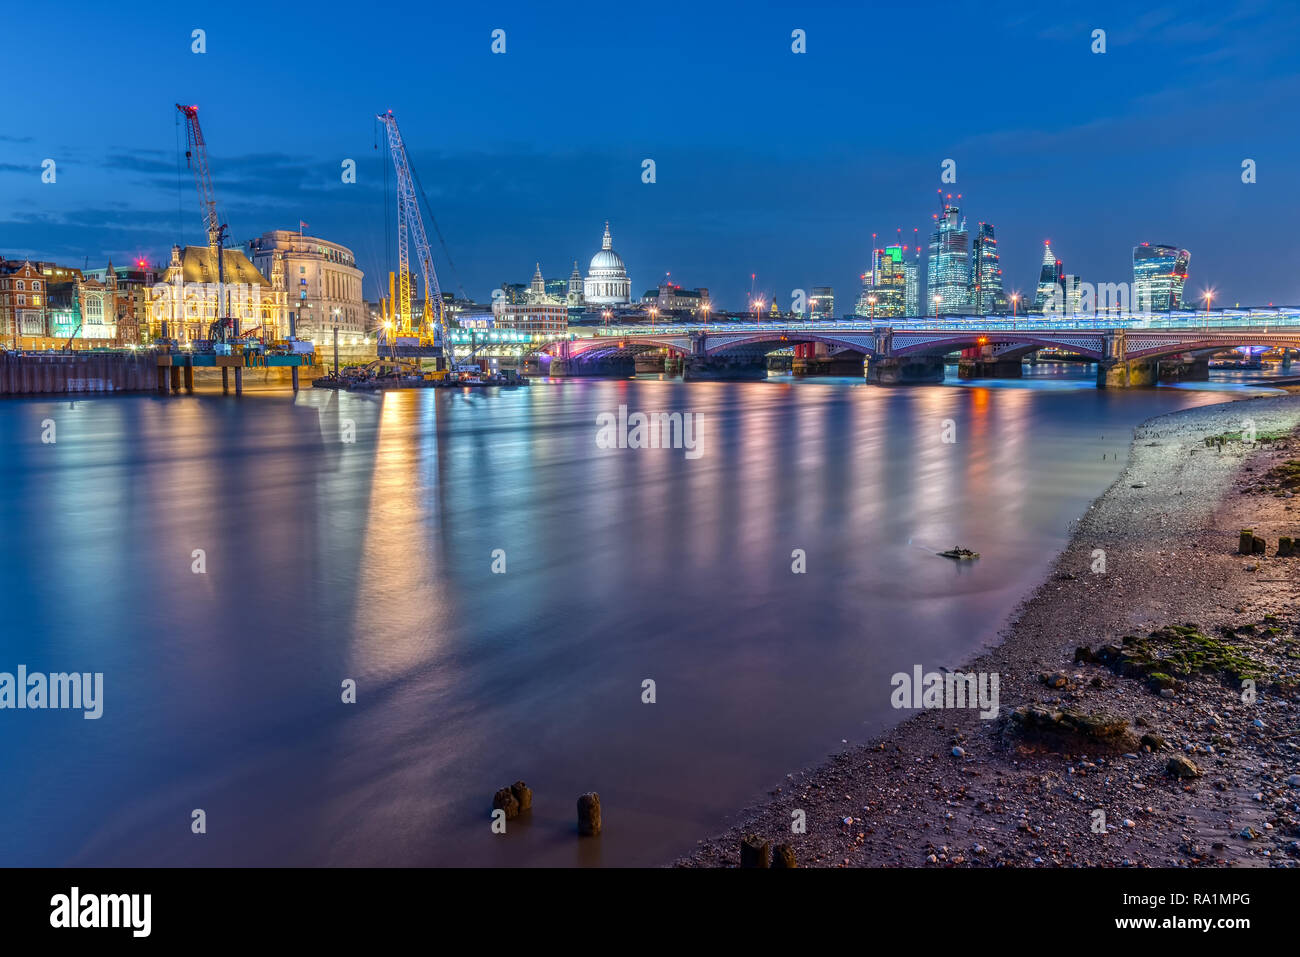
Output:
1 0 1297 311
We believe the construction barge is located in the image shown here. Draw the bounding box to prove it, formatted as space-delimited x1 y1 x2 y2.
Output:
313 364 529 392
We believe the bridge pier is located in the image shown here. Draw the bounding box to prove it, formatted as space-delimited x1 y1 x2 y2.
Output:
548 356 636 378
865 355 945 385
1097 358 1156 388
957 357 1022 379
634 352 667 373
682 354 767 381
793 354 866 376
1157 356 1210 383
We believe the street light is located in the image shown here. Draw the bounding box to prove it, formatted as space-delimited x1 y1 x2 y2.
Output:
933 294 942 319
1010 293 1020 329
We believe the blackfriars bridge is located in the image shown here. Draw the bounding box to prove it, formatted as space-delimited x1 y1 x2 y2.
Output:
539 313 1300 387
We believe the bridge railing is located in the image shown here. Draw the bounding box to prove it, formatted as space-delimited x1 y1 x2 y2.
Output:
577 311 1300 338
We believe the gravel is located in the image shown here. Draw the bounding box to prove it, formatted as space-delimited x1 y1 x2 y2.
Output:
675 393 1300 868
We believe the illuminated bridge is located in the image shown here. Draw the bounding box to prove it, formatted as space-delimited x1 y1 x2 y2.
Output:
538 310 1300 387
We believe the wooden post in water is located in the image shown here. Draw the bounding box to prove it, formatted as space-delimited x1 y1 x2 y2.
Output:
183 361 194 394
289 309 299 392
222 367 229 394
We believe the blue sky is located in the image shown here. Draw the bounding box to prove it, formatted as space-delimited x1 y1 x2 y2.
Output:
1 0 1297 309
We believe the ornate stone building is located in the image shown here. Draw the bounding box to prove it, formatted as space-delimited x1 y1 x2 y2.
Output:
149 245 287 343
566 261 585 311
247 230 365 340
0 260 47 339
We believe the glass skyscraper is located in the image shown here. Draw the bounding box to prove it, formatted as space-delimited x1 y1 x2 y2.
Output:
903 251 920 317
926 203 971 314
1032 242 1064 313
969 222 1006 314
1132 244 1190 311
810 286 835 318
855 245 908 318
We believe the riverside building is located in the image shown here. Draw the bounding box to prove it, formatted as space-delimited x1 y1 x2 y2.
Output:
247 230 365 340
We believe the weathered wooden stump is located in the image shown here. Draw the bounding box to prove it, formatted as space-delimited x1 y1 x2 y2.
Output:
577 792 601 836
1252 535 1267 554
1239 529 1255 555
771 843 798 868
1279 537 1294 557
510 781 532 812
740 834 770 868
492 787 520 820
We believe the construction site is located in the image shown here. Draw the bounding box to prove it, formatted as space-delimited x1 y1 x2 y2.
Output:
1 103 531 398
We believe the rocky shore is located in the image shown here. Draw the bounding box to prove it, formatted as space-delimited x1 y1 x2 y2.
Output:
677 393 1300 868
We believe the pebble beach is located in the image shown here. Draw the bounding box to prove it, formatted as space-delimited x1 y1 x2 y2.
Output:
677 392 1300 868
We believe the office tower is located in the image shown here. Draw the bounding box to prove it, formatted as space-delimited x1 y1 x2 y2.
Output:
1132 243 1191 311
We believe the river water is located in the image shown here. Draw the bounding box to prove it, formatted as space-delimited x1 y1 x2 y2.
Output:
0 367 1280 865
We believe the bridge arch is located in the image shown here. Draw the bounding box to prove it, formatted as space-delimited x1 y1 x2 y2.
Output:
701 331 876 357
891 333 1106 361
1126 335 1300 362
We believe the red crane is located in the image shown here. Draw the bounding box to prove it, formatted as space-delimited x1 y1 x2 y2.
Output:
176 104 222 250
175 104 236 339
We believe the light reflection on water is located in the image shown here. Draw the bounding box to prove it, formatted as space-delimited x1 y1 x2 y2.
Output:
0 372 1277 866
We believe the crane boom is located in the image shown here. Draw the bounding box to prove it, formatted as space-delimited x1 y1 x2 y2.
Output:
376 110 447 352
176 104 221 249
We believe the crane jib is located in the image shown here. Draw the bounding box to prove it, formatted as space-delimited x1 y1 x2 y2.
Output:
377 111 448 355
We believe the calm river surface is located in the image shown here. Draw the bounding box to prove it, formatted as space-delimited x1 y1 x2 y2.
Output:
0 367 1280 865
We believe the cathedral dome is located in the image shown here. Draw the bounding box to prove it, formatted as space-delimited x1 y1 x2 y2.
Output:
588 221 626 275
589 248 625 273
583 221 631 306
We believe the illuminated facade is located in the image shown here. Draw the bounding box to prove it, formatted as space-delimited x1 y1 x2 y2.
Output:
567 261 585 312
927 203 972 314
904 252 920 316
490 300 568 335
855 245 908 318
810 286 835 318
0 260 48 338
969 222 1007 313
149 244 287 343
641 282 710 316
1132 243 1190 311
85 260 159 345
2 259 136 343
583 222 632 305
247 230 364 340
1032 242 1064 313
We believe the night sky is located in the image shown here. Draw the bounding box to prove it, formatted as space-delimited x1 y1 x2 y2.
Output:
1 0 1296 310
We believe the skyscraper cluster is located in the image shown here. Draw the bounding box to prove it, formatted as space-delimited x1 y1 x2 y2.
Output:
919 196 1008 316
854 244 919 319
